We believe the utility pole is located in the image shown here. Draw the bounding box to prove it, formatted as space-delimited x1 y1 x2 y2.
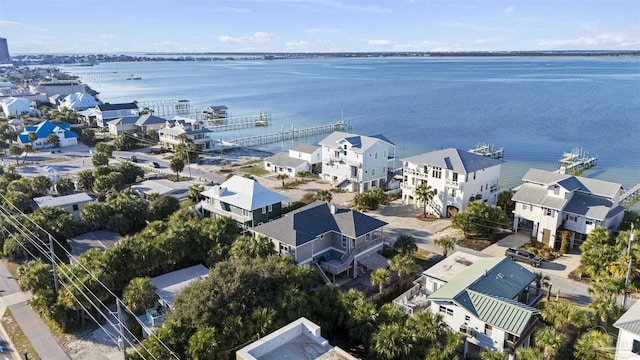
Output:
623 223 636 308
116 298 128 360
49 234 59 293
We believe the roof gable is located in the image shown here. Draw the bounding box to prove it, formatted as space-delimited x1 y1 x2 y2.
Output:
522 169 622 198
614 299 640 335
402 148 503 174
318 131 395 152
456 290 538 335
201 176 288 210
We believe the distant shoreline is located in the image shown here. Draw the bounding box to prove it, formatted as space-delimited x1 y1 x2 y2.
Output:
10 50 640 66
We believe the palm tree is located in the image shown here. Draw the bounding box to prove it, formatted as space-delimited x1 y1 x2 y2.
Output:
370 323 415 360
389 254 418 284
313 189 333 203
588 295 622 328
415 182 437 218
22 144 32 164
27 131 38 145
480 350 507 360
170 156 185 181
434 235 456 257
573 330 614 360
393 234 418 255
534 326 566 359
370 268 391 296
534 272 551 295
189 183 204 202
46 133 60 147
515 347 544 360
408 310 444 343
276 173 288 188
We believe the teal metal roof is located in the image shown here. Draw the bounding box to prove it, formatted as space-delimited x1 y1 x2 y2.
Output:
428 257 537 335
456 290 538 335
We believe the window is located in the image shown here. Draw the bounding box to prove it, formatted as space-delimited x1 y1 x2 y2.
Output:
342 235 348 248
438 306 453 316
432 166 442 179
268 204 273 212
372 168 376 176
480 185 483 191
72 204 79 211
451 189 456 197
545 208 554 217
553 186 560 195
523 204 528 210
586 220 593 225
365 233 371 242
344 144 347 150
334 150 340 158
465 315 470 321
262 206 267 214
484 324 493 336
374 152 378 160
632 339 640 354
452 173 458 182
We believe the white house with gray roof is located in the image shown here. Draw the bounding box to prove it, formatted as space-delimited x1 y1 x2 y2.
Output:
512 168 625 249
158 117 213 151
32 192 95 220
319 131 396 193
264 143 321 178
422 255 541 359
252 201 388 282
614 300 640 359
401 148 503 218
198 175 288 228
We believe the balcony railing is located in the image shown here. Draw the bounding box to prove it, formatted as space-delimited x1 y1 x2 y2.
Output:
446 179 461 189
199 202 251 224
319 236 384 275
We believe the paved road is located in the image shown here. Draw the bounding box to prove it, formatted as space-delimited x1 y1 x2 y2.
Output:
0 262 70 360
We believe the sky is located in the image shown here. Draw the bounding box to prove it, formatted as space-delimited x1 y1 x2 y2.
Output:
0 0 638 54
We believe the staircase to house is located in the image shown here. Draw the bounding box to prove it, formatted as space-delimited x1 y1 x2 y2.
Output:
313 261 332 285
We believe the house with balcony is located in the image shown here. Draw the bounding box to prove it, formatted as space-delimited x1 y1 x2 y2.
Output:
158 117 213 151
197 175 288 228
395 251 541 360
319 131 396 193
95 102 139 128
613 300 640 360
251 201 388 282
135 113 167 134
401 148 503 218
512 168 625 249
136 264 209 337
264 143 322 178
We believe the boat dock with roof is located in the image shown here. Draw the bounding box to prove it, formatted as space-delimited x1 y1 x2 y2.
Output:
468 143 504 159
557 148 597 174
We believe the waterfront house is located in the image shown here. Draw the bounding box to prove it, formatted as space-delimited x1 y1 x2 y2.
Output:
512 168 625 249
135 113 167 134
395 251 541 360
58 92 98 111
32 193 95 221
136 264 209 337
30 80 84 98
1 96 31 116
18 120 78 149
319 131 396 193
251 201 388 282
95 102 139 128
401 148 503 218
158 117 213 151
613 300 640 359
236 317 359 360
197 175 288 228
264 143 322 178
107 117 138 136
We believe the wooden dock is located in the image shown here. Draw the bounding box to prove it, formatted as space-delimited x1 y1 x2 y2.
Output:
557 148 597 174
203 112 270 132
620 183 640 206
468 143 504 159
230 121 346 147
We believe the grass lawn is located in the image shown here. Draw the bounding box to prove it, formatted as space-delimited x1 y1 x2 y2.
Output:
0 308 40 360
412 249 440 270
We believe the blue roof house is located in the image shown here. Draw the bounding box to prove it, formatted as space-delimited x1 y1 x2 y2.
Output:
18 120 78 149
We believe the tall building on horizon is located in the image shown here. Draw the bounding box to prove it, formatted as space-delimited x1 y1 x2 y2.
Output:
0 37 11 63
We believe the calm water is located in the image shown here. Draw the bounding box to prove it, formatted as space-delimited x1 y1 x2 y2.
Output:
61 57 640 191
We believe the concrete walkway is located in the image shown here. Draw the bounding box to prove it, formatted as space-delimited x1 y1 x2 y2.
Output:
0 261 71 360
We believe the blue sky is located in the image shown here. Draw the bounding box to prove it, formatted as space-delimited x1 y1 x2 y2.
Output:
1 0 638 54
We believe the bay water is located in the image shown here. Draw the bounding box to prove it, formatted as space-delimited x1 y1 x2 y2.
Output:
61 56 640 192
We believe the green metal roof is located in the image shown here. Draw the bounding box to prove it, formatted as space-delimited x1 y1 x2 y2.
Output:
428 256 538 335
456 290 538 335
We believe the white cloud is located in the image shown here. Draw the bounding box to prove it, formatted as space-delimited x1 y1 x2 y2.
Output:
284 40 311 48
473 37 503 45
368 39 390 46
218 6 251 13
218 32 277 44
504 6 515 13
303 28 340 34
98 34 119 40
0 20 47 32
538 30 640 49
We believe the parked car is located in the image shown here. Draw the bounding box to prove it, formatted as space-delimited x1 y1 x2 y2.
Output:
130 156 138 163
151 162 160 168
504 248 543 267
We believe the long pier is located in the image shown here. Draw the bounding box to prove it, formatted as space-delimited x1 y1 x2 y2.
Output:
230 121 346 147
620 183 640 206
203 112 270 131
557 148 597 174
